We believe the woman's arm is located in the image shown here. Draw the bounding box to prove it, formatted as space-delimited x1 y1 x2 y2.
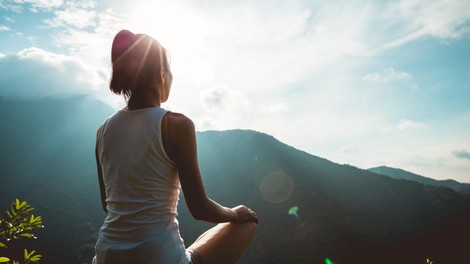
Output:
95 125 108 214
162 112 258 224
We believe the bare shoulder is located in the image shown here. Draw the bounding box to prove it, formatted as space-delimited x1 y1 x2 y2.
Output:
96 124 104 140
97 124 104 134
164 112 195 131
162 112 196 161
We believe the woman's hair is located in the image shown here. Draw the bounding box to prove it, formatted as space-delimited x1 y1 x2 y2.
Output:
110 30 169 102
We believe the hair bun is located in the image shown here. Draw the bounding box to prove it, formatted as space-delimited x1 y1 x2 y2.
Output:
111 30 137 63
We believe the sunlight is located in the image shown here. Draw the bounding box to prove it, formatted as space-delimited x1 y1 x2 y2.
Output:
128 1 213 85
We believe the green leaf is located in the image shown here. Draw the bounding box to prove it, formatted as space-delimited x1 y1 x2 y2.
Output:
29 254 42 262
24 249 36 260
0 257 10 262
11 205 17 217
23 207 34 215
20 233 33 238
0 242 5 247
15 199 20 210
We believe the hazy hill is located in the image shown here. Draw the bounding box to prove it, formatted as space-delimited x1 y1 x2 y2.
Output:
368 166 470 194
1 96 469 264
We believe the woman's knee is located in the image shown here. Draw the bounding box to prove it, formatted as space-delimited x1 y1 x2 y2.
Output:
241 221 257 235
231 221 257 241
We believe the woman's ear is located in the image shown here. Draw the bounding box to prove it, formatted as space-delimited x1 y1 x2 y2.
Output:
160 68 172 103
160 87 169 103
160 69 169 103
160 68 166 81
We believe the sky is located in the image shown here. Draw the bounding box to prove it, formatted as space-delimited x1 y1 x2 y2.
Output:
1 0 469 183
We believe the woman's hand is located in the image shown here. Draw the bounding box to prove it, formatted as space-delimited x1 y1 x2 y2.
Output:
232 205 259 224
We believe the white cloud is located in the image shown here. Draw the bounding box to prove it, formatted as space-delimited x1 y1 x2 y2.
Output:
382 119 427 132
20 0 63 9
342 145 359 155
200 85 251 113
0 1 24 12
396 119 427 130
45 7 97 29
0 25 11 31
0 47 106 99
199 85 252 130
1 0 63 12
379 0 470 48
48 7 125 66
263 103 288 114
396 0 470 38
4 16 15 23
362 67 417 90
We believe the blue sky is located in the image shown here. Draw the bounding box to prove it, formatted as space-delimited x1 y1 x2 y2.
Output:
1 0 469 182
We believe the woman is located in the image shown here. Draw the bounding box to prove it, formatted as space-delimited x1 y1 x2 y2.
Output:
92 30 258 264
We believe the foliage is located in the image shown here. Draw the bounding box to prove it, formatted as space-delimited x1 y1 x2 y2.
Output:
0 199 43 264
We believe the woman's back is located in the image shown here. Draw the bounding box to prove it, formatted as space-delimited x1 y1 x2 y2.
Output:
97 107 183 245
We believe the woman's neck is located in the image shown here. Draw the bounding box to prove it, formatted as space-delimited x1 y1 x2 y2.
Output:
127 95 160 110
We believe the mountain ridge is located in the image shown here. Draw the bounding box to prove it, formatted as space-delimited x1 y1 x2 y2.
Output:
368 166 470 194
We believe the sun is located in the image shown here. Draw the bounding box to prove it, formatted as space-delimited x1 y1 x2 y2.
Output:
130 1 186 47
128 1 212 84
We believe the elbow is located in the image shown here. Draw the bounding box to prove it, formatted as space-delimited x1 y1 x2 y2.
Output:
191 212 205 221
189 205 208 221
188 198 211 221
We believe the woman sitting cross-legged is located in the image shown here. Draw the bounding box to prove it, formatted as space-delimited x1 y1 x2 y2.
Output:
91 30 258 264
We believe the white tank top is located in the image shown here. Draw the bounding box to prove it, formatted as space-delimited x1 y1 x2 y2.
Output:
96 107 189 264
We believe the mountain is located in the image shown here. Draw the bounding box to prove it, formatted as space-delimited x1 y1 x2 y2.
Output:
1 96 470 264
368 166 470 194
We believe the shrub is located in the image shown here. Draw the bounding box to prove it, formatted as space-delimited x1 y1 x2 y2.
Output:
0 199 43 264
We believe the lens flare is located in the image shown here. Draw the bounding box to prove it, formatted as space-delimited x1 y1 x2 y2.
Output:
288 206 300 221
259 170 293 203
325 257 334 264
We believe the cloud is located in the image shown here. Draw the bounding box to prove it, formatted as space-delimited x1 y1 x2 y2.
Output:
0 1 121 66
22 0 63 9
0 0 63 12
4 16 15 23
395 0 470 38
263 103 288 114
362 67 417 89
199 85 252 129
200 85 251 113
0 25 10 31
47 7 124 66
452 150 470 160
0 47 106 99
342 145 359 155
396 119 426 130
382 119 427 132
45 6 98 29
379 0 470 48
